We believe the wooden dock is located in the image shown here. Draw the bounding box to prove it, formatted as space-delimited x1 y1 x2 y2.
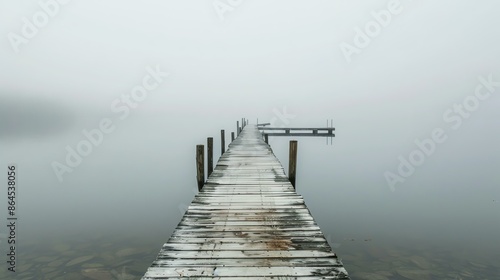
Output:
142 125 350 279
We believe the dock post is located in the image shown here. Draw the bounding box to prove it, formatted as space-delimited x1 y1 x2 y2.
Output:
231 132 235 142
207 137 213 177
221 130 225 155
289 140 298 189
196 145 204 191
264 134 269 144
237 121 240 136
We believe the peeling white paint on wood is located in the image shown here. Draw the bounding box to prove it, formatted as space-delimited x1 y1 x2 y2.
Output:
142 125 349 279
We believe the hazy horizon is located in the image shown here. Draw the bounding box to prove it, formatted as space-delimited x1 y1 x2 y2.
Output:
1 0 499 278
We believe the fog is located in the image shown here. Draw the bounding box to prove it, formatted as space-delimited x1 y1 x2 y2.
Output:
1 0 500 277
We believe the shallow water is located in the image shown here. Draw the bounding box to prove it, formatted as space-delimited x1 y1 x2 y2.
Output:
2 232 161 280
335 237 500 279
3 230 498 280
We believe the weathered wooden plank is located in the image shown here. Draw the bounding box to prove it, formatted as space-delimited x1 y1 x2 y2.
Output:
191 197 299 201
144 277 348 280
187 203 306 208
157 250 336 259
181 215 314 222
200 189 295 193
174 225 321 232
185 208 311 213
190 202 305 206
144 266 348 278
206 180 292 185
209 173 287 177
202 183 293 187
162 242 332 251
179 219 317 226
169 230 326 239
181 215 315 222
152 257 343 267
192 197 302 200
201 187 294 191
166 237 329 244
195 193 301 197
183 210 309 215
176 224 319 231
204 188 293 192
183 214 314 220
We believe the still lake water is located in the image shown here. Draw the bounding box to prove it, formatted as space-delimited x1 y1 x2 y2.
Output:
1 131 498 279
4 229 499 279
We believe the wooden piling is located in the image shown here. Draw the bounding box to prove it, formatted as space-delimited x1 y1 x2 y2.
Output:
221 130 225 155
207 137 213 177
289 140 298 189
231 132 235 142
264 133 269 144
196 145 204 191
237 121 240 136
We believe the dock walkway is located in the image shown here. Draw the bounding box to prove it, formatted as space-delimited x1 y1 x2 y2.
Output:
142 125 349 279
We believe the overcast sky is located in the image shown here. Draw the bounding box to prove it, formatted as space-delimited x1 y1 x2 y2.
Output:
1 0 499 254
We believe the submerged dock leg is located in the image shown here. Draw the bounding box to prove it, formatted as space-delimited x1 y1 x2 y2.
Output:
207 137 213 177
196 145 204 191
289 140 298 189
221 130 225 155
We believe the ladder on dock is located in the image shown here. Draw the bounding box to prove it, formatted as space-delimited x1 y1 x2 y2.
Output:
142 125 350 279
